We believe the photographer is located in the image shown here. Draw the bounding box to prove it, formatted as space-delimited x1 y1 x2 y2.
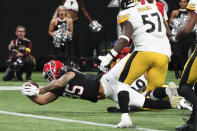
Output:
3 25 35 81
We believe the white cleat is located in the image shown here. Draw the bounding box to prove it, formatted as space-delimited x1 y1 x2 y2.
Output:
166 82 180 108
116 113 133 128
178 98 193 111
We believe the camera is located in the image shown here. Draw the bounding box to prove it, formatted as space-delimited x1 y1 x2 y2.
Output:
8 40 28 69
17 39 29 46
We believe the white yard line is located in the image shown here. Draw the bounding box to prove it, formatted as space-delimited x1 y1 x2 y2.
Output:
0 86 44 90
0 110 167 131
0 86 21 90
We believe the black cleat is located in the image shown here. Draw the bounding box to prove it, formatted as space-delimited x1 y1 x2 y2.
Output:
176 124 196 131
107 106 120 113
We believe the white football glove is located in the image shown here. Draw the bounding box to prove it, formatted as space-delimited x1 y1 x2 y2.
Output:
116 113 133 128
21 82 39 96
89 20 102 32
98 65 108 73
98 49 118 72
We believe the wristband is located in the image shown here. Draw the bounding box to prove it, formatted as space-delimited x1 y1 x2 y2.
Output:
110 49 118 57
119 35 130 42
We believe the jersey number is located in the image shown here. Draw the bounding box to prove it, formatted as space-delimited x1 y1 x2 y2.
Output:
64 85 84 98
141 12 162 33
130 79 146 92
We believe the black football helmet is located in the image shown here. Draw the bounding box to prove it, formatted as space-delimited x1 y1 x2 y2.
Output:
118 0 141 10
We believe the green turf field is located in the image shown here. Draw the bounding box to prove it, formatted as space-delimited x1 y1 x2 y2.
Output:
0 71 190 131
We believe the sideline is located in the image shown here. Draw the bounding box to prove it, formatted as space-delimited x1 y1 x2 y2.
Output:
0 110 167 131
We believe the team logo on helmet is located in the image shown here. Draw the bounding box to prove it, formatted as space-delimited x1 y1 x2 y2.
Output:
118 0 140 9
43 60 64 81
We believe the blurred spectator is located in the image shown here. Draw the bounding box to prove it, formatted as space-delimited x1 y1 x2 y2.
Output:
48 5 73 65
60 0 102 69
3 25 35 81
169 0 196 79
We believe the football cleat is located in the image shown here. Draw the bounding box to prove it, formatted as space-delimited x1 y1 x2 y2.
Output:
177 98 193 111
166 82 180 108
107 106 120 113
107 105 139 113
116 113 133 128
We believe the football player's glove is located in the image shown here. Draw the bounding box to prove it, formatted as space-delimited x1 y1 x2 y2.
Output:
98 49 118 72
89 20 102 32
21 82 39 96
116 113 133 128
178 98 192 111
98 65 108 73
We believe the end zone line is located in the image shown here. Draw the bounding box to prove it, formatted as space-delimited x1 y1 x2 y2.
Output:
0 110 166 131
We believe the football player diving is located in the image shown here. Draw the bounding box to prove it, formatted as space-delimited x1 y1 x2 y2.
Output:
170 0 197 130
21 60 175 128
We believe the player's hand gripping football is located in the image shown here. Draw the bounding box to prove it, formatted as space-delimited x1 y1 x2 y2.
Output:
21 81 40 96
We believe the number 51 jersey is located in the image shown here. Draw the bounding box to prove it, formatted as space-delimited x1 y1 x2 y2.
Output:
117 2 171 58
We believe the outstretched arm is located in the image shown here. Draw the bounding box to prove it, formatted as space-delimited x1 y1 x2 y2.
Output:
39 71 75 94
27 92 59 105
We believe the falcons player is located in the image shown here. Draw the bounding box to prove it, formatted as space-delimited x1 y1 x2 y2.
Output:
21 60 175 128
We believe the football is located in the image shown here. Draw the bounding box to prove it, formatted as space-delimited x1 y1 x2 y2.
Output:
28 80 39 88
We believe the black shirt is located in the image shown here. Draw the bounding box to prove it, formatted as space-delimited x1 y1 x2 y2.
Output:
50 69 102 103
54 19 67 31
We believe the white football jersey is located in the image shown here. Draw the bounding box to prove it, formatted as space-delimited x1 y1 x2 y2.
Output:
187 0 197 14
130 75 147 92
117 2 171 58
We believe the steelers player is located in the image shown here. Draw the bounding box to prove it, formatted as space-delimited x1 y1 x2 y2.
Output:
172 0 197 130
99 0 171 96
98 0 172 127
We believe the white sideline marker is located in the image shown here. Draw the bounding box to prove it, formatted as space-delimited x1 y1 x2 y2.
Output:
0 86 44 90
0 110 166 131
0 87 20 90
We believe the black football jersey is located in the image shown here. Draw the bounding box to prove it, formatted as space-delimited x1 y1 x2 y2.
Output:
50 70 102 102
